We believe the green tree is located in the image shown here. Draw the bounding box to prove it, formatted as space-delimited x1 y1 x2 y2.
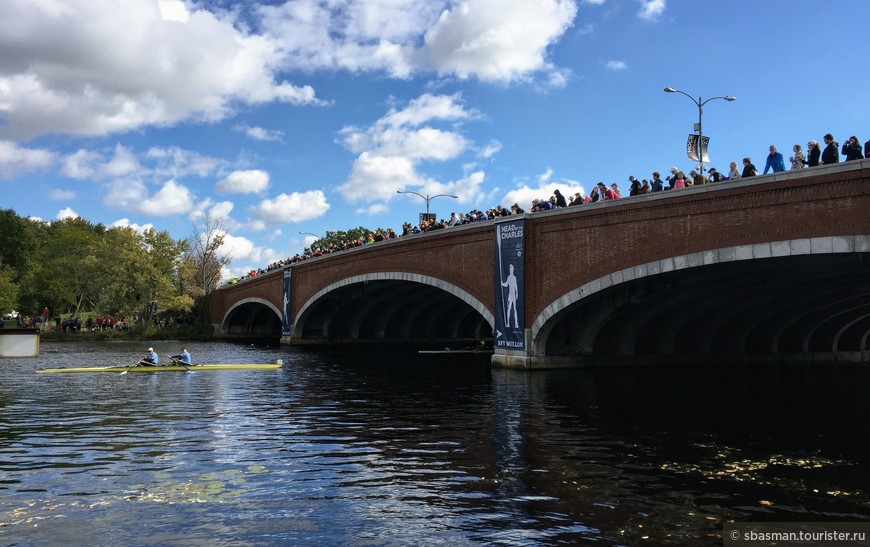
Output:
306 226 376 253
0 265 18 315
0 209 37 273
31 217 105 316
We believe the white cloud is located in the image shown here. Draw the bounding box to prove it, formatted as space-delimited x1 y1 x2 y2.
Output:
147 146 229 179
0 141 55 179
62 144 142 180
217 232 283 266
1 0 579 140
259 0 577 83
639 0 666 20
605 60 627 71
501 171 585 210
337 93 481 203
422 0 578 83
340 152 423 203
111 218 155 234
234 124 285 142
478 140 502 159
103 179 194 216
251 190 330 223
0 0 322 140
356 203 390 216
216 170 270 194
56 207 79 220
48 189 76 200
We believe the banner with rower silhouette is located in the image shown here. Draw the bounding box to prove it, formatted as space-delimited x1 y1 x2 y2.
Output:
495 219 525 350
282 268 292 337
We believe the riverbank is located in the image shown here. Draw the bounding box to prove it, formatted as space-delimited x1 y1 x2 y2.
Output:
37 324 214 342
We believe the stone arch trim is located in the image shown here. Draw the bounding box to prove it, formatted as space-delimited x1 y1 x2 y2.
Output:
293 272 494 336
529 235 870 355
222 297 282 329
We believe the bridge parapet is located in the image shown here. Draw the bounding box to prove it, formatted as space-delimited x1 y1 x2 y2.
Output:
211 160 870 367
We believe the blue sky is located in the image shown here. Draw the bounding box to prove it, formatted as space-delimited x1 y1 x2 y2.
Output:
2 0 869 279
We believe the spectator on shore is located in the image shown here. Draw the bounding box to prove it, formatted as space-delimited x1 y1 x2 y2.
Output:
822 133 839 164
842 136 863 161
742 157 758 177
510 203 524 214
569 192 584 206
789 144 806 170
728 161 741 180
763 145 786 174
673 171 687 189
806 140 821 167
865 138 870 160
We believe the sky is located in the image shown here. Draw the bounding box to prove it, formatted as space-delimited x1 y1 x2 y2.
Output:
2 0 869 280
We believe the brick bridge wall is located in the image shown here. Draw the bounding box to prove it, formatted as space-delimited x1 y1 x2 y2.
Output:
211 160 870 350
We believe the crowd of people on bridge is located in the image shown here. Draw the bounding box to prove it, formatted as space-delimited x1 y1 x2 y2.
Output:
224 131 867 286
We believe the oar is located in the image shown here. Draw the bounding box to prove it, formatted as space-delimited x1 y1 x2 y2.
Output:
168 356 195 374
120 359 142 375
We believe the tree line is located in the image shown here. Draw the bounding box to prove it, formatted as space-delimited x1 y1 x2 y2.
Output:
0 209 229 328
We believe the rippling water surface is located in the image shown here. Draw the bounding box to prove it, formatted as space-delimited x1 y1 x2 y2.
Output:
2 340 870 545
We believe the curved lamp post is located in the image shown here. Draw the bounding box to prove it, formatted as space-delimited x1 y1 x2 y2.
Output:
664 87 735 173
396 190 458 219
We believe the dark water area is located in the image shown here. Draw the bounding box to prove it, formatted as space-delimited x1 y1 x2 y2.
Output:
1 341 869 545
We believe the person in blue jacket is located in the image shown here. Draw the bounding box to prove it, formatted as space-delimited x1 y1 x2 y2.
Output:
142 347 158 365
170 348 191 364
763 145 785 174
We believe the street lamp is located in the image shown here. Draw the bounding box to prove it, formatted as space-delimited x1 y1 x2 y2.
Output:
664 87 735 173
396 190 458 220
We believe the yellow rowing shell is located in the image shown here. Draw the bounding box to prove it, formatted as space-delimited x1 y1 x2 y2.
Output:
36 363 282 374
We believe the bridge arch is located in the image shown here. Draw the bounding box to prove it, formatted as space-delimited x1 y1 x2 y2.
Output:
530 236 870 362
221 297 283 337
293 272 494 343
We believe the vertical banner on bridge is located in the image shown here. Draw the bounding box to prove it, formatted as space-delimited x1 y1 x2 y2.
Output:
495 220 525 350
282 268 292 337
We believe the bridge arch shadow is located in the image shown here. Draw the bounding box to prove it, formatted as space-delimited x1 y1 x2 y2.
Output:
293 273 494 344
221 297 283 339
531 237 870 364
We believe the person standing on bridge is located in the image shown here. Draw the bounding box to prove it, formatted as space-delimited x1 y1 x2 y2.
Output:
742 158 758 177
763 145 785 174
789 144 806 170
821 134 839 165
841 136 863 161
806 140 821 167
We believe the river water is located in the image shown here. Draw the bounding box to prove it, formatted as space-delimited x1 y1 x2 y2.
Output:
2 341 869 545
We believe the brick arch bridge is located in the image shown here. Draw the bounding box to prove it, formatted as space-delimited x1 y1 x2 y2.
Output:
209 160 870 368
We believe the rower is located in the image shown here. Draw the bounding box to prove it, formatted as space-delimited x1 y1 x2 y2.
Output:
170 347 192 364
142 347 158 365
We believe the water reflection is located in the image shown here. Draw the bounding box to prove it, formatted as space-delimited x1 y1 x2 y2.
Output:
1 342 869 545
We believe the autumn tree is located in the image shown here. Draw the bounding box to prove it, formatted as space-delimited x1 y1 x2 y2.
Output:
185 213 232 324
